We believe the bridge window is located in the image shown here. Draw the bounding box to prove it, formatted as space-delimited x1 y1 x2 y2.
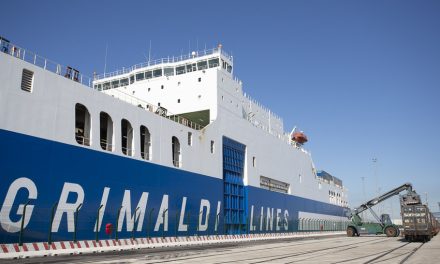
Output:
120 78 129 86
176 65 186 75
100 112 113 151
136 72 145 81
21 69 34 92
164 67 174 76
208 58 219 68
145 70 152 79
197 60 208 70
111 80 120 88
186 63 196 72
121 119 133 156
172 136 181 167
130 75 135 84
103 82 110 90
153 69 162 77
75 103 91 146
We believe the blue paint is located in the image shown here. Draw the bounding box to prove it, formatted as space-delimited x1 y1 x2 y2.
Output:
0 129 345 243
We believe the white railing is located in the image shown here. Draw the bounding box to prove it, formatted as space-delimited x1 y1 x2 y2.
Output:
104 89 205 130
0 38 93 87
95 47 233 80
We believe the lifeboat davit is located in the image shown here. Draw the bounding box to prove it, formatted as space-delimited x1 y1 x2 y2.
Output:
292 132 308 144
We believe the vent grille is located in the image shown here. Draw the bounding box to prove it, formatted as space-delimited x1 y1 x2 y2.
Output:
21 69 34 92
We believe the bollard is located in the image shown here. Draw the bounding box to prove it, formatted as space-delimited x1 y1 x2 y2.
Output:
73 203 82 242
162 209 168 238
147 208 155 238
132 207 140 240
48 202 58 245
95 204 103 242
19 200 31 246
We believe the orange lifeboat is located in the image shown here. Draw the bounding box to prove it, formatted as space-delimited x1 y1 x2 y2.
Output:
292 132 308 144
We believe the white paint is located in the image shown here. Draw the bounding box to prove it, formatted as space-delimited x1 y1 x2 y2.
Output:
94 187 110 232
178 197 188 232
198 199 210 232
154 194 169 232
214 201 221 232
250 205 255 231
52 183 84 232
259 206 264 231
0 177 37 232
283 210 289 230
276 208 281 231
266 207 274 231
118 190 149 232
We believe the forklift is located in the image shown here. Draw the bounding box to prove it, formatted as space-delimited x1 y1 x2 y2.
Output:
346 183 417 237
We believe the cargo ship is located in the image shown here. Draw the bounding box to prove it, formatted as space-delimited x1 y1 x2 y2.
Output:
0 37 348 243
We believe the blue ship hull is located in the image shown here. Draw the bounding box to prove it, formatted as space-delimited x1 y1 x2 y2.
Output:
0 129 344 243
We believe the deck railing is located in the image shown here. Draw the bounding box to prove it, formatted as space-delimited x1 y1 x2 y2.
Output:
0 38 93 87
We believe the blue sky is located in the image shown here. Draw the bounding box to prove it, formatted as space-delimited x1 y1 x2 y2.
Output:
2 0 440 216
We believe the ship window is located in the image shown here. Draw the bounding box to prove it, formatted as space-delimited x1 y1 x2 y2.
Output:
103 82 110 90
111 80 120 88
148 88 151 92
145 71 152 79
177 99 180 103
97 84 102 91
161 85 164 89
120 78 129 86
222 60 226 69
129 75 135 84
121 119 133 156
208 58 219 68
188 132 192 146
198 77 201 82
136 72 145 81
100 112 113 151
210 140 215 154
186 63 196 72
197 60 208 70
176 65 186 75
172 136 181 167
153 69 162 77
140 125 151 160
227 65 232 73
21 69 34 92
75 103 91 146
252 156 256 167
164 67 174 76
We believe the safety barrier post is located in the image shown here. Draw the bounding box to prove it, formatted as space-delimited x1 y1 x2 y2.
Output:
175 212 179 238
48 202 58 245
18 200 30 246
162 209 168 238
115 206 122 241
73 203 82 242
147 208 155 239
95 204 103 242
132 207 140 240
216 213 220 236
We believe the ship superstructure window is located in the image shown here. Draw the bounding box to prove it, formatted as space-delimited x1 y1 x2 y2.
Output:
145 70 153 79
140 125 151 160
164 67 174 76
21 69 34 92
197 60 208 70
188 132 192 146
103 82 110 90
75 103 91 146
120 78 129 86
136 72 145 81
260 176 289 194
121 119 133 156
186 63 196 72
252 156 256 167
210 140 215 154
100 112 113 151
172 136 181 167
111 80 120 88
153 69 162 77
176 65 186 75
208 58 219 68
130 75 135 84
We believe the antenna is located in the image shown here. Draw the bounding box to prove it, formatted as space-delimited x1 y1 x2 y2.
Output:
148 40 152 63
104 43 108 74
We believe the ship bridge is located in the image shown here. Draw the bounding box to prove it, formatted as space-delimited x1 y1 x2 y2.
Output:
92 45 233 128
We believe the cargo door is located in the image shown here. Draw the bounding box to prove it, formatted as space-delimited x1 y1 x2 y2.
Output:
223 137 247 234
